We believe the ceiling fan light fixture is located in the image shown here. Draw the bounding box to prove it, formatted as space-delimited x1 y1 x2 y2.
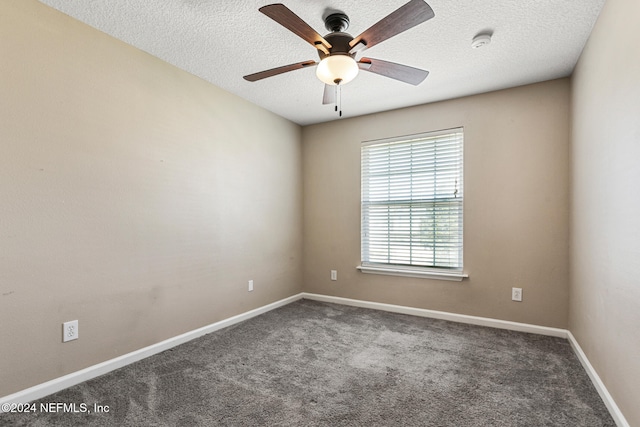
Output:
316 55 359 85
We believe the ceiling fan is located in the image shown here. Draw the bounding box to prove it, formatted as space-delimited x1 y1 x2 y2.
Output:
243 0 435 116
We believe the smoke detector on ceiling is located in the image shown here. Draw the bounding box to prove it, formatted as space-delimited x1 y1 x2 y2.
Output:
471 33 492 49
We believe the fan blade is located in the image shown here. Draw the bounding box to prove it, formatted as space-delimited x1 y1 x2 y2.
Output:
260 4 332 53
322 84 336 105
349 0 434 52
358 57 429 86
243 60 317 82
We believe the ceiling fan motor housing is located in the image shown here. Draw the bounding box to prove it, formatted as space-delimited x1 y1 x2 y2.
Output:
318 12 356 61
317 32 356 60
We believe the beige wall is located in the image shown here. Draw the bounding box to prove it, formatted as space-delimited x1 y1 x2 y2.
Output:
570 0 640 424
302 79 571 328
0 0 302 396
4 2 635 423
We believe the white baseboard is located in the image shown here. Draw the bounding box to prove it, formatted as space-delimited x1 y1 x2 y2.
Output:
567 331 630 427
2 291 628 427
0 293 303 408
301 292 567 337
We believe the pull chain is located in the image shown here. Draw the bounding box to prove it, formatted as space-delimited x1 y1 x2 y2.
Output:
332 78 343 117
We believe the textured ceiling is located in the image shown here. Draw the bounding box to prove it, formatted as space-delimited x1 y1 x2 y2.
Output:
40 0 605 126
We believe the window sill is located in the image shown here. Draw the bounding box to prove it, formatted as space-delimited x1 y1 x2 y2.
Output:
356 265 468 281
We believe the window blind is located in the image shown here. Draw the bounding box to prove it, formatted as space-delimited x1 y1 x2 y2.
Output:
361 128 464 271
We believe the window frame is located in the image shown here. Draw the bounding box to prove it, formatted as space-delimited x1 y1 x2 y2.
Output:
358 128 467 281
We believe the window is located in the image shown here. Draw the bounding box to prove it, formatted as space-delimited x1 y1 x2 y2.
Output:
359 128 465 281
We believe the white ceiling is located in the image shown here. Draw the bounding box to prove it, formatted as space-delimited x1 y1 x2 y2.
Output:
40 0 605 126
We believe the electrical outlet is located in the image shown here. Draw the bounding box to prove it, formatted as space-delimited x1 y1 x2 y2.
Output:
330 270 337 281
248 280 254 292
63 320 78 342
512 287 523 302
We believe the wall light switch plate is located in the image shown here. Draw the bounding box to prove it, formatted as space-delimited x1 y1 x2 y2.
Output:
331 270 337 281
248 280 254 292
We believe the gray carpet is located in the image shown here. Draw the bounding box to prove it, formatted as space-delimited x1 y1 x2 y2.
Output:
1 299 615 426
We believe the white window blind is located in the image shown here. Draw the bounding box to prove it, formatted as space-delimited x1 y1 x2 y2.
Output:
361 128 464 272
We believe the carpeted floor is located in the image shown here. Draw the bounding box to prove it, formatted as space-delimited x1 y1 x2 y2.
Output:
1 299 615 426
